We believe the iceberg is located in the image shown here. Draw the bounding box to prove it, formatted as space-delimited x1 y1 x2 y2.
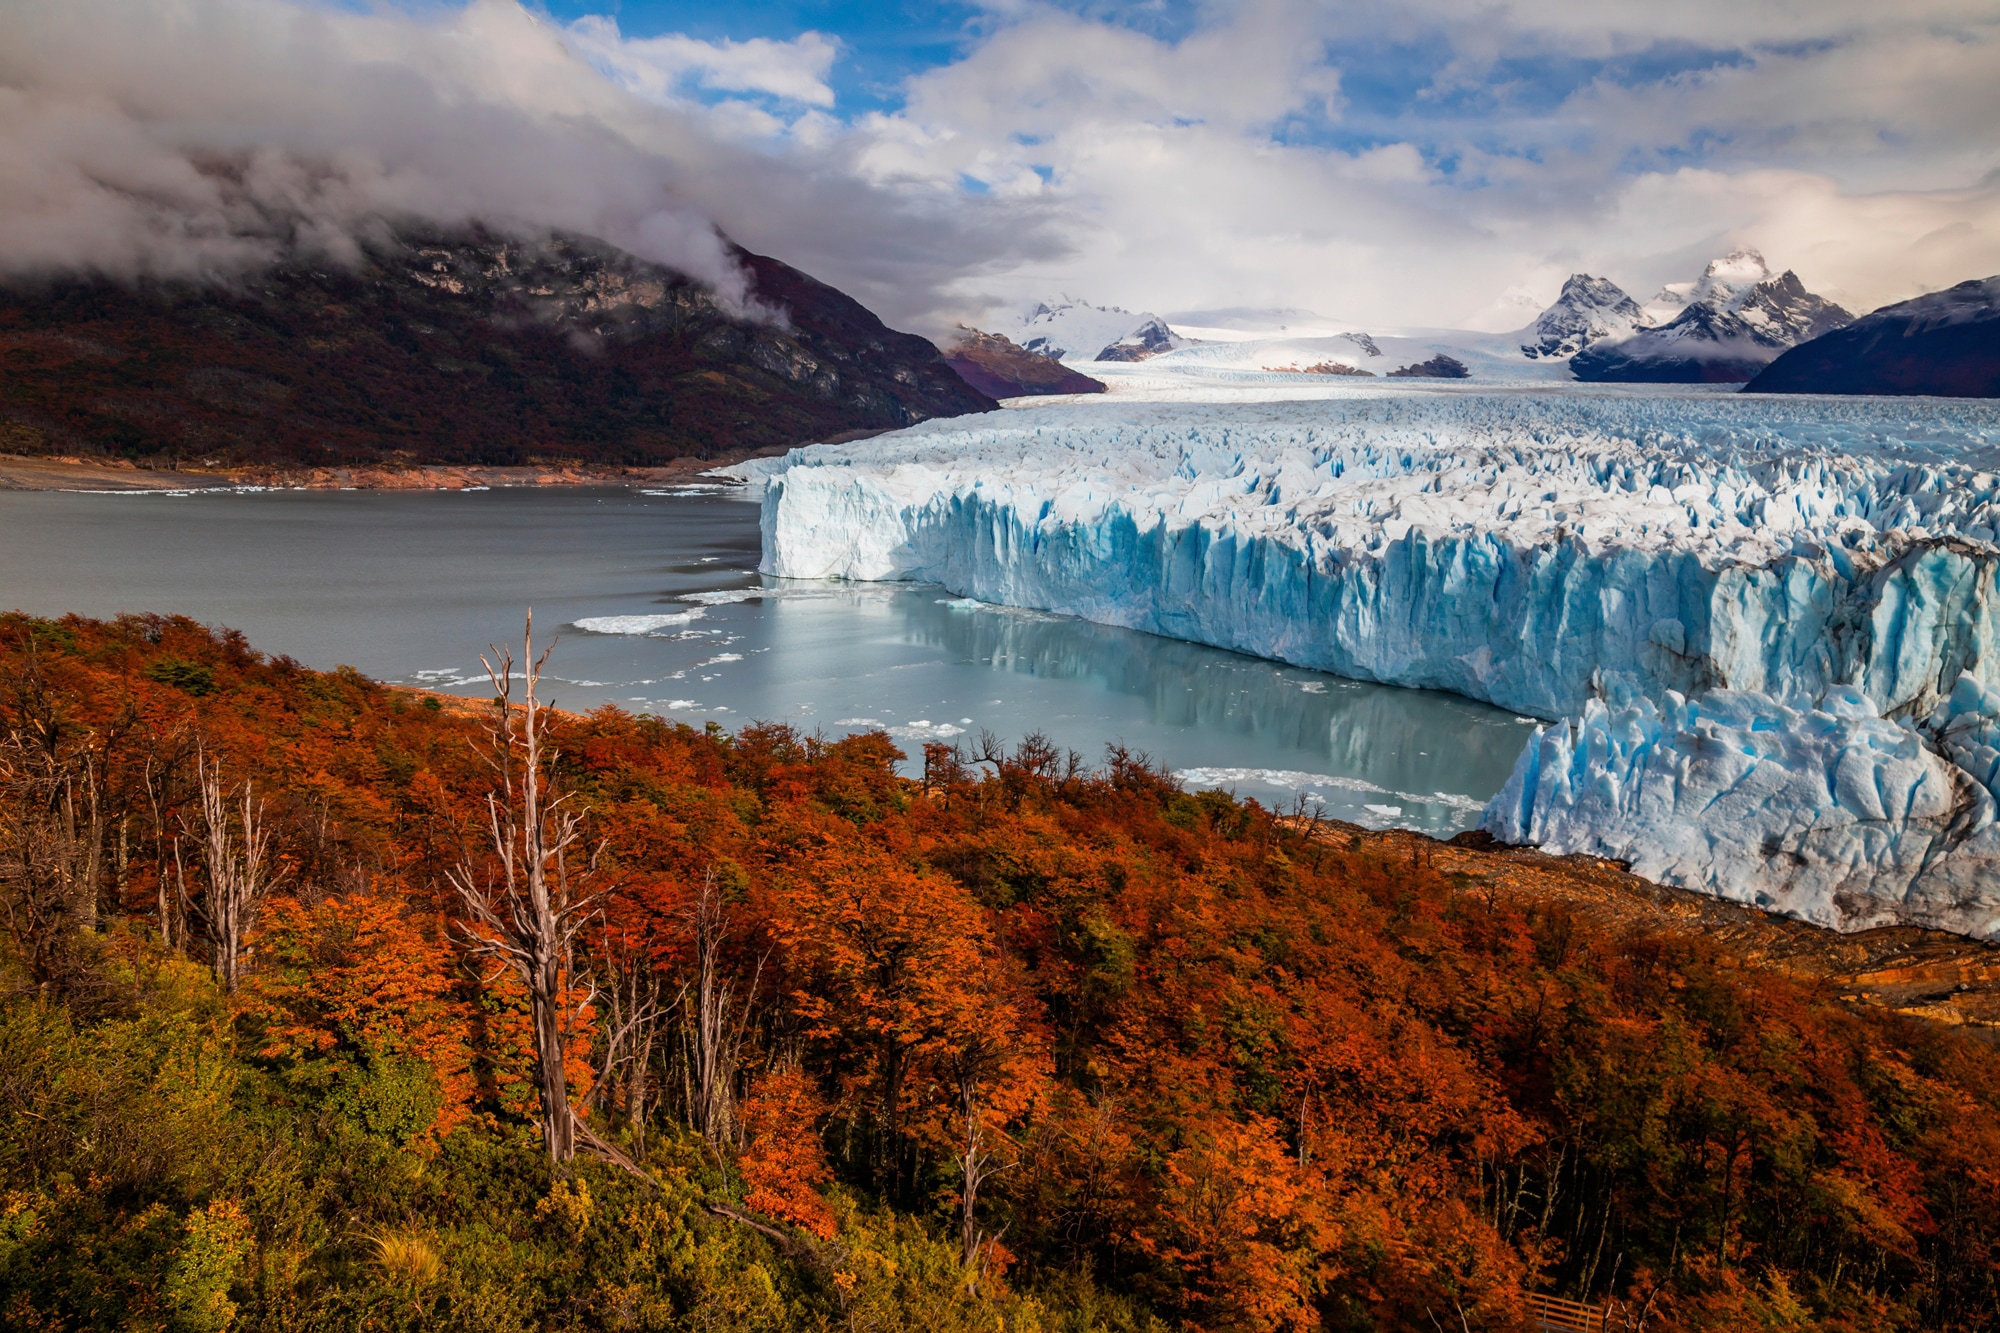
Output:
1479 677 2000 939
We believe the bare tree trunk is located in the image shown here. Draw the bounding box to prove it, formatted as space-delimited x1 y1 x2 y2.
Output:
954 1058 1010 1294
585 933 665 1157
0 664 108 990
690 868 737 1150
450 614 601 1167
191 747 280 992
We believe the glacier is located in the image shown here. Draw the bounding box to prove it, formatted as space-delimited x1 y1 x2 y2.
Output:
747 388 2000 723
1480 676 2000 938
733 381 2000 935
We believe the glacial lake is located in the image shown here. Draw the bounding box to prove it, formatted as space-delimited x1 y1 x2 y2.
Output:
0 485 1538 833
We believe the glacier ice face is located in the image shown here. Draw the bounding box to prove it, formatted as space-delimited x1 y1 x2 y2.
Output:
749 389 2000 723
1479 678 2000 938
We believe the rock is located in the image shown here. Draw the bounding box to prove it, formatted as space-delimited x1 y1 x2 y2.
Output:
1387 354 1470 378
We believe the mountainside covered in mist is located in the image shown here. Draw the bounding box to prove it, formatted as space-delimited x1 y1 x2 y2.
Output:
0 229 995 469
1745 275 2000 398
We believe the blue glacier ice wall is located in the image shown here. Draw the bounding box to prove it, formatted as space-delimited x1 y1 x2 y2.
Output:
755 392 2000 722
1479 677 2000 938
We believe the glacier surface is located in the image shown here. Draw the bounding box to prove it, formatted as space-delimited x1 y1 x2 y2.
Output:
1480 676 2000 938
733 381 2000 935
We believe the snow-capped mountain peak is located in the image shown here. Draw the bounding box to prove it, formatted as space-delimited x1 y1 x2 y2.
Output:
1520 274 1653 360
1576 252 1852 383
1646 248 1771 322
998 295 1185 363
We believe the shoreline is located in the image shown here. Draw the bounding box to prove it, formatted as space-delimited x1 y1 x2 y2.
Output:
0 447 791 493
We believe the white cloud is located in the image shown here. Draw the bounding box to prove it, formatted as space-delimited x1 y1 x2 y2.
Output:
563 18 839 110
849 0 2000 328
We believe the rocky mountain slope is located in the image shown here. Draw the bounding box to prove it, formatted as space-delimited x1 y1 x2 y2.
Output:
941 328 1106 397
1745 275 2000 398
1520 274 1652 359
1571 250 1851 383
0 228 995 468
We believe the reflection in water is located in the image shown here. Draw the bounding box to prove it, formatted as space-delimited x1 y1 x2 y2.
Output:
883 593 1527 825
0 486 1536 834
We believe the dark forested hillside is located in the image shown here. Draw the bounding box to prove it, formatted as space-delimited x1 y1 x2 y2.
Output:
2 613 1997 1332
0 231 995 469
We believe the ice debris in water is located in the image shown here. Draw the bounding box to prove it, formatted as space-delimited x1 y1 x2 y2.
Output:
1480 674 2000 939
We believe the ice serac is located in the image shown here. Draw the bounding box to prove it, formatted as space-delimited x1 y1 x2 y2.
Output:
756 392 2000 724
1479 678 2000 939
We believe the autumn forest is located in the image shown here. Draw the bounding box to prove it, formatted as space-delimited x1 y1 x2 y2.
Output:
2 611 1998 1333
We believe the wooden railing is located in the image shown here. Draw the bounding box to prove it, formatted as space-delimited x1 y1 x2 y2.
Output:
1525 1292 1612 1332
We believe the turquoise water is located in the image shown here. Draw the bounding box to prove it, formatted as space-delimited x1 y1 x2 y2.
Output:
0 485 1536 832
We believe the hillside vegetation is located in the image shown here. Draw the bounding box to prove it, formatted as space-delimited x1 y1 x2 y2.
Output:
1 613 1997 1331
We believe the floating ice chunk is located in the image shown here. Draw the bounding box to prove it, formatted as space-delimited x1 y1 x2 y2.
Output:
1480 675 2000 938
575 610 706 633
1174 767 1485 814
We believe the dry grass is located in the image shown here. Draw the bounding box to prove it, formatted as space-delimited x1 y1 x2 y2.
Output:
368 1228 443 1289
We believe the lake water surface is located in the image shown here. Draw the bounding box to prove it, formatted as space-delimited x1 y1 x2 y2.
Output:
0 485 1537 833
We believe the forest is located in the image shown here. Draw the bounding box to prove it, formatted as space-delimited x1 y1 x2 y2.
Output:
1 610 1997 1332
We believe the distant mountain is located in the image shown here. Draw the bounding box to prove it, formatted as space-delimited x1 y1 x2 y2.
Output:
1744 276 2000 398
0 227 994 468
941 328 1106 398
999 297 1185 363
1521 275 1653 360
1571 251 1851 383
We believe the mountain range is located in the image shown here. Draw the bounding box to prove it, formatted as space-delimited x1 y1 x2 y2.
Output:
0 228 994 469
1746 275 2000 398
1570 251 1854 383
982 252 1859 388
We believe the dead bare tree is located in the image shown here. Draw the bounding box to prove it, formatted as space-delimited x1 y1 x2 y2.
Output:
189 746 284 992
448 615 604 1166
682 867 760 1153
0 649 110 992
586 928 667 1158
950 1043 1014 1293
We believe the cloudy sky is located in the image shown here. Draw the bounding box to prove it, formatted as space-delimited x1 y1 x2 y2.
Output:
4 0 1998 333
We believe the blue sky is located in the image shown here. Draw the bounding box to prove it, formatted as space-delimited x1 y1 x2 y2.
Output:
535 0 985 111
